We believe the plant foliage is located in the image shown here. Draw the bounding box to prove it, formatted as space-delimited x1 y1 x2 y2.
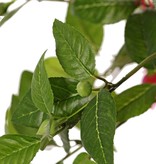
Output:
1 0 156 163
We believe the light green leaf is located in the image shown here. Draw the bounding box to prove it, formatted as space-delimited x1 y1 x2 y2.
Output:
73 152 96 164
31 52 54 115
12 90 44 128
66 3 103 52
125 10 156 69
44 57 69 78
18 71 33 99
53 19 95 80
0 134 40 164
37 119 50 136
115 84 156 123
81 89 116 164
5 95 19 134
72 0 136 24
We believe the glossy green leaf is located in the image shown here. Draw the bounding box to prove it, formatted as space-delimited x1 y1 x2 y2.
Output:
60 128 70 153
72 0 136 24
49 77 78 102
53 19 95 80
125 10 156 69
12 90 44 128
0 1 14 16
31 53 54 115
0 134 40 164
73 152 96 164
81 89 116 164
104 45 132 76
53 95 93 117
44 57 69 78
18 71 33 99
66 3 103 52
115 84 156 123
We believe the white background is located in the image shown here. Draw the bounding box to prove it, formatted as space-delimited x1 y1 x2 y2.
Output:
0 0 156 163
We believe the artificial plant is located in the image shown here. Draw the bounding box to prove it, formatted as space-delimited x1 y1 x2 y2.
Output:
0 0 156 163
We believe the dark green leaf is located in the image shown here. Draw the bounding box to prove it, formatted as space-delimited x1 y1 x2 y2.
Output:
81 89 116 164
49 77 78 102
60 128 70 153
125 10 156 69
53 95 93 118
44 57 69 78
0 134 40 164
53 19 95 80
12 90 44 128
72 0 136 24
115 84 156 123
18 71 33 99
73 152 96 164
66 3 103 52
31 53 54 115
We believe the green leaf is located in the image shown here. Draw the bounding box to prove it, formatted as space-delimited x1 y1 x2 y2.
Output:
5 95 38 136
5 96 19 134
59 128 70 153
76 80 92 97
66 3 103 52
44 57 69 78
12 90 44 128
73 152 96 164
72 0 136 24
125 10 156 69
31 52 54 115
0 3 25 26
115 84 156 123
49 77 78 102
53 95 92 118
18 71 33 99
0 134 40 164
81 89 116 164
0 1 14 16
36 119 50 136
53 19 95 80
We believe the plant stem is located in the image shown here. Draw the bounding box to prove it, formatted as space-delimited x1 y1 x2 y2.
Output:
56 145 82 164
110 52 156 92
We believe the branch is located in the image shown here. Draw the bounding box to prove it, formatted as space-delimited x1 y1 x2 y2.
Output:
56 145 82 164
110 52 156 92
